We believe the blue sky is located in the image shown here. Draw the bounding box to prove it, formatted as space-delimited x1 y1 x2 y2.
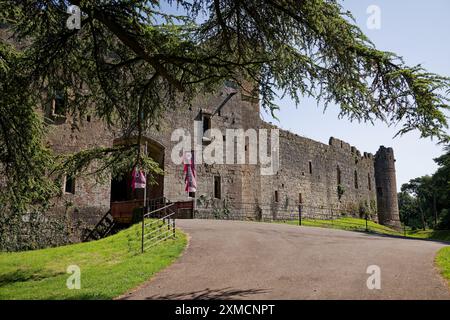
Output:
160 0 450 190
260 0 450 190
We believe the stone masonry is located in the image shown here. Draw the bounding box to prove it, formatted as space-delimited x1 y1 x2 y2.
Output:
44 82 401 238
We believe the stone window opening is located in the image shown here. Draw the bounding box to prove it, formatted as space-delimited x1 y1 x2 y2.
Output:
65 175 75 194
224 79 238 90
354 170 359 189
203 113 211 134
202 112 212 143
214 176 221 199
368 174 372 190
377 187 383 196
298 193 303 204
275 190 279 203
308 161 313 174
53 90 66 116
188 191 196 198
336 165 341 185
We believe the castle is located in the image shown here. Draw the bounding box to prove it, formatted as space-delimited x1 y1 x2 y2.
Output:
44 81 401 240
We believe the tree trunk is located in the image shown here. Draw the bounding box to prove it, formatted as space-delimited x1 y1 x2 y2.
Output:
433 193 438 229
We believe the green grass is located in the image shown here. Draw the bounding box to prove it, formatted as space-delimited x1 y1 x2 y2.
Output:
404 229 450 242
436 247 450 287
279 217 450 241
0 223 187 300
280 217 400 235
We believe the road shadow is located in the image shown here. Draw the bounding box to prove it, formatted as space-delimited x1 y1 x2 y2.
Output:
0 268 63 287
123 287 269 300
355 230 450 245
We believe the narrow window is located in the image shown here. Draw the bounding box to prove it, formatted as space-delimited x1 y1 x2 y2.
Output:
377 187 383 197
368 174 372 190
298 193 303 204
65 176 75 194
202 113 211 135
214 176 221 199
336 166 341 185
86 115 91 122
53 90 66 116
188 191 196 198
354 170 359 189
309 161 313 174
275 190 279 203
224 80 238 89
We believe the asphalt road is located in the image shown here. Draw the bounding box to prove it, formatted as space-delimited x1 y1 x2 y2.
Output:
122 219 450 300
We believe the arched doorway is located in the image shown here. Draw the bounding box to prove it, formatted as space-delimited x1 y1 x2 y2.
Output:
110 136 165 224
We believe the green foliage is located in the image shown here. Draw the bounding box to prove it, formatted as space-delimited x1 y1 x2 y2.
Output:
1 1 449 250
399 146 450 229
0 33 63 251
197 194 230 218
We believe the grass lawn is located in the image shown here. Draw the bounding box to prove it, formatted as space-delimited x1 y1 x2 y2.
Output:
0 223 187 300
280 217 400 235
279 217 450 241
436 247 450 287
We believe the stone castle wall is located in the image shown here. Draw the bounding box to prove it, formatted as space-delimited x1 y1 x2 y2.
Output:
259 123 377 220
42 83 399 238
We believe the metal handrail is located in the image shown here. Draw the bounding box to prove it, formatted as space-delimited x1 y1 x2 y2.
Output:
143 227 175 245
141 199 177 253
143 203 175 218
143 212 176 230
143 220 174 238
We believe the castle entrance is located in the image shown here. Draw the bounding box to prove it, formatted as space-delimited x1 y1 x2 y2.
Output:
110 136 165 224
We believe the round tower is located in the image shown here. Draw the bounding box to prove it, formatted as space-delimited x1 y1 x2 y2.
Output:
374 146 401 228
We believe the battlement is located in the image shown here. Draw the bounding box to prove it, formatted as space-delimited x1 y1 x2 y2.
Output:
375 146 395 160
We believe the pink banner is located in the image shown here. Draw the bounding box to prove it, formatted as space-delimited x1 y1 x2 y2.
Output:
131 167 146 190
183 151 197 193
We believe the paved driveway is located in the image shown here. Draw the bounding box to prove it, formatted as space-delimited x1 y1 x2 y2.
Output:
122 219 450 300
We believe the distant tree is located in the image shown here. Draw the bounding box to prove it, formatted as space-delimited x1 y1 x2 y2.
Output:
398 191 421 230
399 146 450 230
431 146 450 228
1 1 450 249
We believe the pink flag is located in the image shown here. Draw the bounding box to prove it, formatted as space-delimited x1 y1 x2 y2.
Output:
131 167 146 190
183 151 197 193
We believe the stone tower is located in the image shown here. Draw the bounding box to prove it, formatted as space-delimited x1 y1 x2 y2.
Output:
374 146 401 227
